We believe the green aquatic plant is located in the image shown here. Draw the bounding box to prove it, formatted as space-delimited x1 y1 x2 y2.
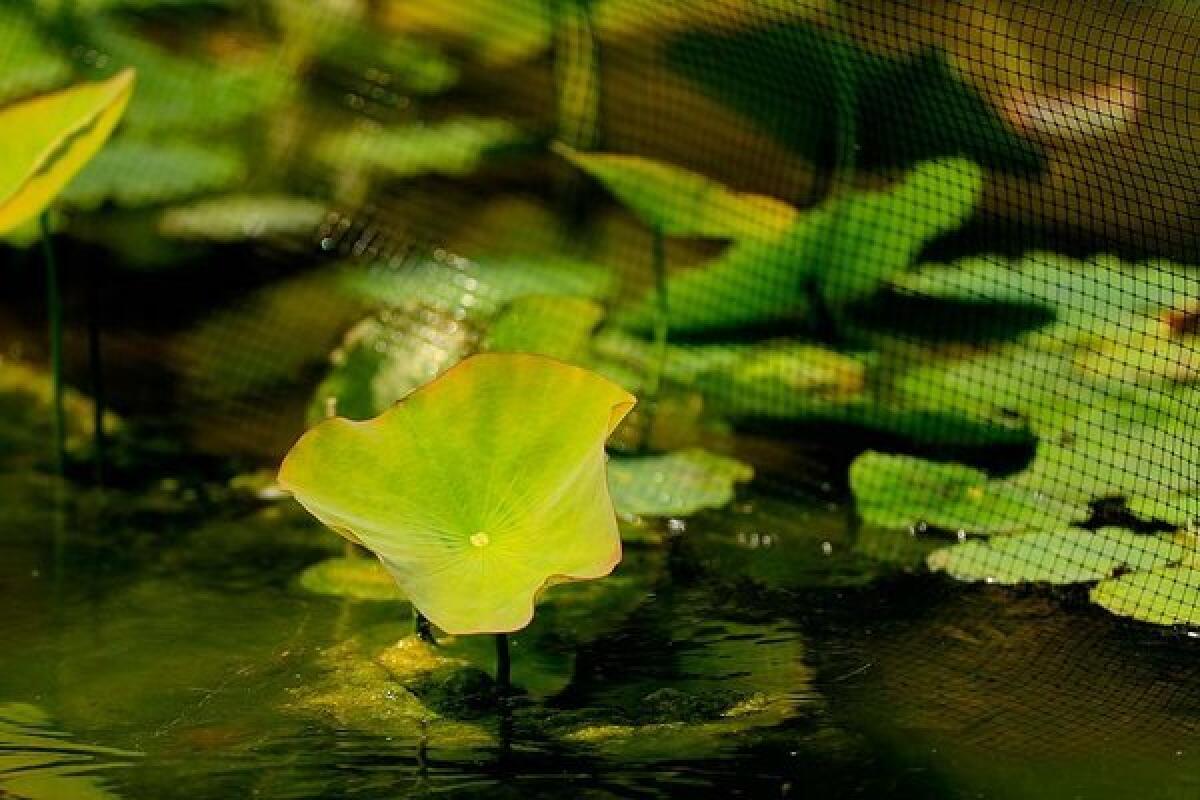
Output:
0 68 135 472
280 353 636 690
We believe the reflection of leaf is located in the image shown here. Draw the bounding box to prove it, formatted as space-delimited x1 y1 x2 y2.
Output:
608 448 753 517
1092 566 1200 626
296 556 405 601
850 451 1083 535
0 702 139 800
0 69 135 234
315 118 524 180
160 194 327 241
0 8 70 103
279 354 636 634
927 529 1187 584
61 140 246 210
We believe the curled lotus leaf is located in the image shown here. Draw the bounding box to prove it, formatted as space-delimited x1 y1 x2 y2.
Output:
0 68 135 234
279 353 636 635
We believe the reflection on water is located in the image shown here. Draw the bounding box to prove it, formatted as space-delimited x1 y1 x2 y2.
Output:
0 472 1197 799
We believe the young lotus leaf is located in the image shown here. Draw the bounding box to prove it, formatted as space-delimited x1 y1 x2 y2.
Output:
608 448 753 518
927 528 1188 585
850 451 1084 536
279 353 637 635
0 68 135 234
1092 566 1200 626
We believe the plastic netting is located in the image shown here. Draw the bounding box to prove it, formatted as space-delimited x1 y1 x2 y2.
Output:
3 4 1200 634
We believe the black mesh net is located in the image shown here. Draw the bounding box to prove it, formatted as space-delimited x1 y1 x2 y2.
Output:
2 1 1199 796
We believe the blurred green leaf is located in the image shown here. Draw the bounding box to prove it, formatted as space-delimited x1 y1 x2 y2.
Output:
0 8 71 103
61 140 246 210
485 295 605 363
160 194 326 241
315 118 525 180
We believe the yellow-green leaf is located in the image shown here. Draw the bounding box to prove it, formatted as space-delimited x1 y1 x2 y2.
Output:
279 353 636 635
0 68 135 234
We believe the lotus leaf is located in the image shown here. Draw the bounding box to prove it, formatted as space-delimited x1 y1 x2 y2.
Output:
850 451 1084 536
1092 566 1200 626
608 448 753 517
279 353 636 634
297 556 405 601
0 69 135 234
929 529 1189 585
316 118 524 180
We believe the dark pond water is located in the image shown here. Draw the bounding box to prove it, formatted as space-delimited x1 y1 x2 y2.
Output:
2 467 1197 799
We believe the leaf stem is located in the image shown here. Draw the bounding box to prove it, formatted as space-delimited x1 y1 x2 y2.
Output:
413 609 435 644
40 213 65 474
494 633 511 695
641 227 668 452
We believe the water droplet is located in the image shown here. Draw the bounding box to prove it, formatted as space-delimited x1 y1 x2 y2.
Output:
957 530 967 542
821 541 833 556
469 532 490 548
667 519 686 534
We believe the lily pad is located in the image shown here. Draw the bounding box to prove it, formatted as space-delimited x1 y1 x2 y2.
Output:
296 556 405 601
61 140 246 210
608 448 753 518
316 118 525 180
1092 566 1200 626
611 158 981 334
279 354 636 634
928 529 1190 585
850 451 1084 536
160 194 326 241
0 68 134 234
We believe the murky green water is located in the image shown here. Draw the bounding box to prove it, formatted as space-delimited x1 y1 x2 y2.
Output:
3 469 1197 799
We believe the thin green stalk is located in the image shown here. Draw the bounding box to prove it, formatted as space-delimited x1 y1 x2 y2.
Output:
641 227 668 452
494 633 511 695
40 213 65 473
86 268 105 485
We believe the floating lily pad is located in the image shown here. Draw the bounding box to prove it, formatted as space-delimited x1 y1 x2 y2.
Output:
61 140 246 210
296 556 405 601
1092 566 1200 626
159 194 326 240
316 118 525 180
608 448 753 518
0 68 134 233
928 528 1189 584
484 295 605 363
850 451 1083 535
280 354 636 634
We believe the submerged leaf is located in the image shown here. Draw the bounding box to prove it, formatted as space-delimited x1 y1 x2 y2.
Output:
1092 566 1200 626
608 448 753 518
280 354 636 634
0 69 135 234
928 528 1188 584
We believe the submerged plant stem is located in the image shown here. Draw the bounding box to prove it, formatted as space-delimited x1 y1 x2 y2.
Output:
40 213 65 473
495 633 511 695
641 227 668 452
